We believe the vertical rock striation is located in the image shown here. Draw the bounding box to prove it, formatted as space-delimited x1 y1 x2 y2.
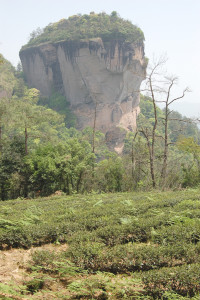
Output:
20 38 146 151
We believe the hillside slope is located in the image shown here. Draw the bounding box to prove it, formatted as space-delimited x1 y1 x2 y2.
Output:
0 190 200 299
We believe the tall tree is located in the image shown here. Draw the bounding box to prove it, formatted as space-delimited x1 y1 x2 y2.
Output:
13 88 64 154
159 77 189 187
139 58 189 188
0 56 17 153
139 59 164 188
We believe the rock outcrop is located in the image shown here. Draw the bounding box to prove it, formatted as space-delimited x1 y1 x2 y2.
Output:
20 38 146 152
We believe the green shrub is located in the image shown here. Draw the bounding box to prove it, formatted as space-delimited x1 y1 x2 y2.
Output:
22 12 144 49
95 223 149 246
30 250 56 272
66 241 105 271
0 227 33 249
152 222 200 245
25 277 44 294
30 249 84 278
142 263 200 297
65 241 199 274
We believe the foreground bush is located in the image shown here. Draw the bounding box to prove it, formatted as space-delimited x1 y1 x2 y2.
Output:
66 241 199 273
142 263 200 297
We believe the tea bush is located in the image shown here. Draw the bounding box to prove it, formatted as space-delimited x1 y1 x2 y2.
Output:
30 249 84 279
1 189 200 298
142 263 200 297
66 241 199 274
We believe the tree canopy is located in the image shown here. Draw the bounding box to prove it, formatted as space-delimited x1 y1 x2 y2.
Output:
0 54 200 199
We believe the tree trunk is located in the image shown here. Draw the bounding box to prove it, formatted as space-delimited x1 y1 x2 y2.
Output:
25 126 28 155
23 179 28 198
92 101 97 177
0 182 6 200
141 129 156 188
76 171 83 193
161 111 169 188
0 124 2 153
92 101 97 154
131 132 138 179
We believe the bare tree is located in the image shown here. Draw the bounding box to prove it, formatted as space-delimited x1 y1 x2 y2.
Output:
159 77 189 186
130 131 138 179
139 57 189 188
92 98 98 154
139 58 166 188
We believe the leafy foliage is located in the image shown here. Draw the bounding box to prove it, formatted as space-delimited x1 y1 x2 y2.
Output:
143 264 200 297
1 54 200 200
24 139 95 196
0 55 16 96
23 12 144 49
39 91 77 128
124 94 200 189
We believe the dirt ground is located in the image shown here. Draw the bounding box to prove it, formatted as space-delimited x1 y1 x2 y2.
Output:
0 244 68 285
0 244 69 299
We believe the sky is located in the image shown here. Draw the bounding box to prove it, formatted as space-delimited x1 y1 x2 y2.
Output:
0 0 200 116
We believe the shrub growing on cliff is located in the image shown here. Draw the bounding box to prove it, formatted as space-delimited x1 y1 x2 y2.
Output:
23 12 144 48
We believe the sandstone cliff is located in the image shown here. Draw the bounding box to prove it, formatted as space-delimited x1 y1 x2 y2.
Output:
20 15 146 152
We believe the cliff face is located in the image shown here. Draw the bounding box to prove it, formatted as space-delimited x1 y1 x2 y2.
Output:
20 38 146 152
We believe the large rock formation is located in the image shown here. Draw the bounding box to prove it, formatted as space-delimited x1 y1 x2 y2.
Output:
20 33 146 152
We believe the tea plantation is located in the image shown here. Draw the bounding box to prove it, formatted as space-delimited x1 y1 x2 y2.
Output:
1 189 200 299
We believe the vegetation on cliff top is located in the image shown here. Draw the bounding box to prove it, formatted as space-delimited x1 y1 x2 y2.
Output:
22 12 144 49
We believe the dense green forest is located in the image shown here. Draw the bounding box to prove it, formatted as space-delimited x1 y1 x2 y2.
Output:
22 12 144 49
0 55 200 201
0 55 200 200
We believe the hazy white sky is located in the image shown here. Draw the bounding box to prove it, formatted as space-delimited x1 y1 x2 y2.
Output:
0 0 200 111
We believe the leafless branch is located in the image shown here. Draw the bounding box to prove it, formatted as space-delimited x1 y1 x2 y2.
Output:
168 87 190 105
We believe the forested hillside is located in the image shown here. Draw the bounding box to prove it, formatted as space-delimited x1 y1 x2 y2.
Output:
0 54 200 201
